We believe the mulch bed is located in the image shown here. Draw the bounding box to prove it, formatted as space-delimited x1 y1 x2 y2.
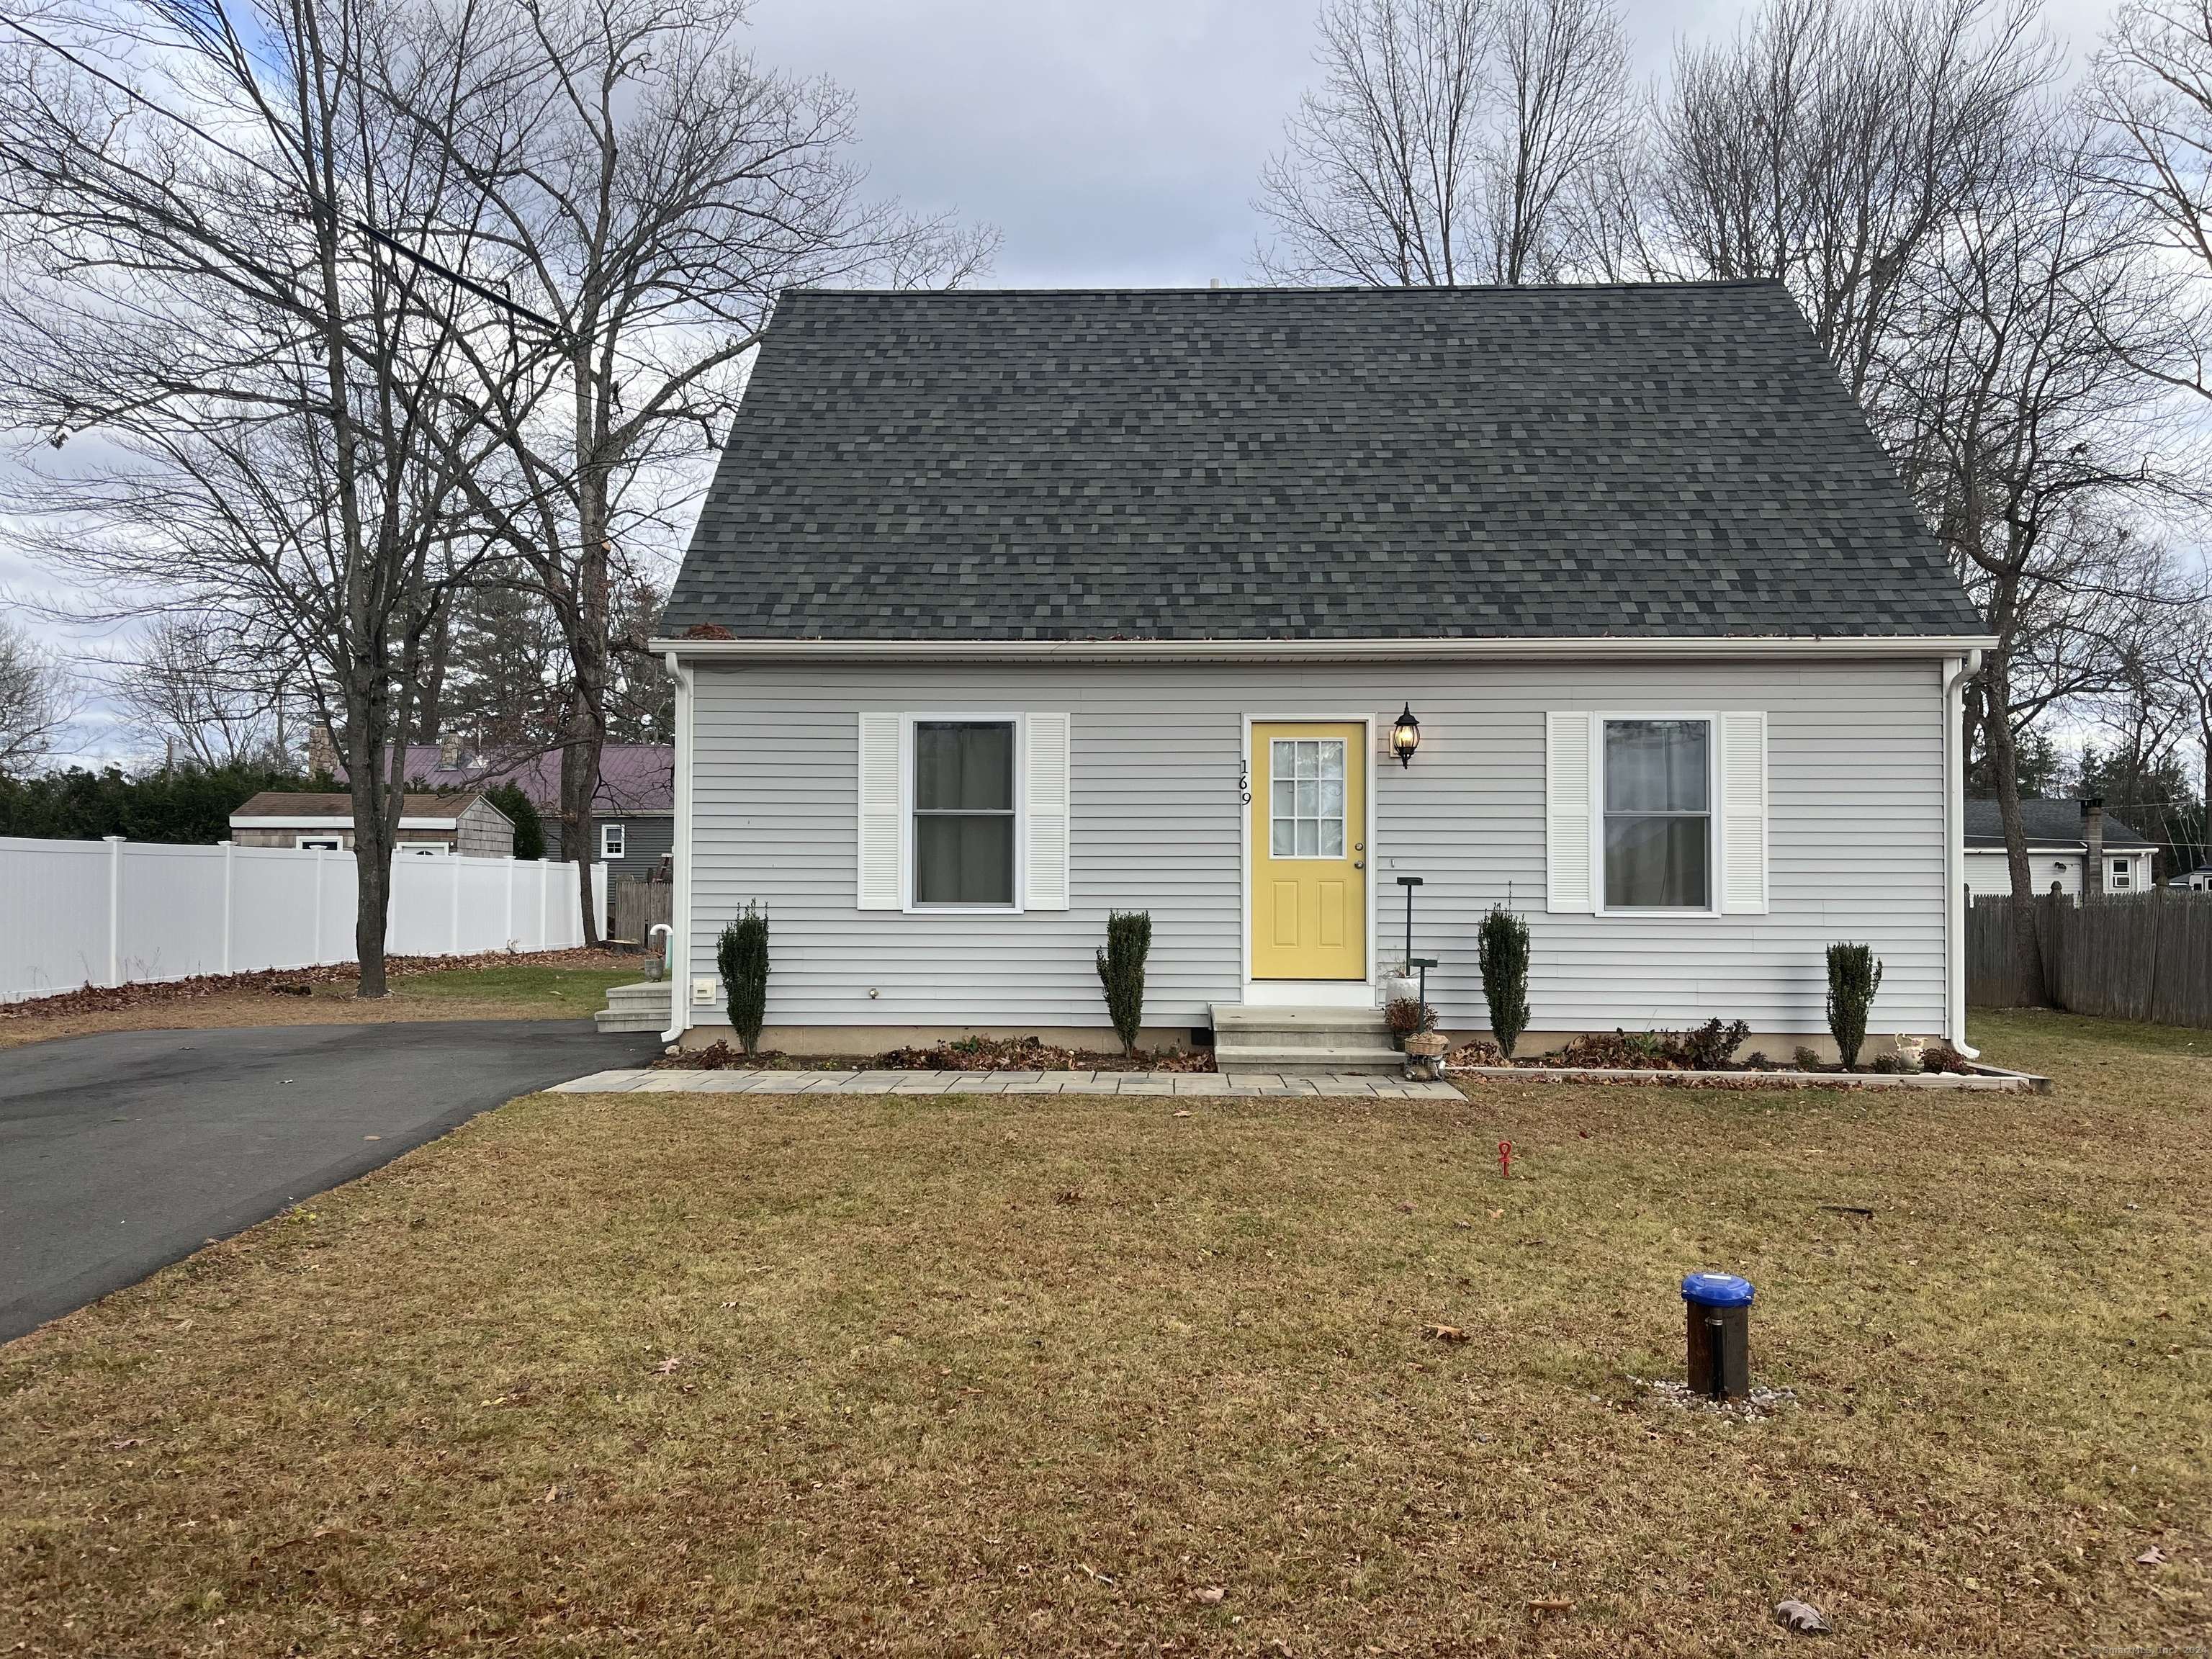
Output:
0 946 634 1022
1447 1020 1979 1078
653 1033 1217 1074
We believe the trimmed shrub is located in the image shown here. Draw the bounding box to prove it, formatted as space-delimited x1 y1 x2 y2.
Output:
717 904 770 1057
1475 904 1532 1058
1095 909 1152 1056
1825 943 1883 1070
482 782 544 860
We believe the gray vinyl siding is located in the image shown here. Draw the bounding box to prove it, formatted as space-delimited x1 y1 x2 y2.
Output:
685 657 1948 1037
544 813 673 868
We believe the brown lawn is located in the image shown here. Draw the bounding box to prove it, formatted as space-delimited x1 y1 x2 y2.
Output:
0 1010 2203 1655
0 954 643 1051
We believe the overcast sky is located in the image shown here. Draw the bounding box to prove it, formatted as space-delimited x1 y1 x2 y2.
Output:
6 0 2130 765
740 0 2125 289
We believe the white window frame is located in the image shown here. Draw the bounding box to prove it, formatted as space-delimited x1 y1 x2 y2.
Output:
294 834 343 850
601 822 626 860
902 711 1026 914
2109 856 2131 890
395 842 450 858
1593 711 1720 918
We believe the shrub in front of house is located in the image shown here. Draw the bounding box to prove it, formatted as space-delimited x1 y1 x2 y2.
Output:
718 904 770 1057
1096 909 1151 1057
1825 943 1883 1070
1475 904 1531 1058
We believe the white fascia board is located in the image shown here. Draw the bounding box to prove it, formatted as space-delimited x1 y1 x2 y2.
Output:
653 633 2000 666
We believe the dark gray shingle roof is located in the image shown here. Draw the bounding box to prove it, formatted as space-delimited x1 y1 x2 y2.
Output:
1963 799 2154 850
663 282 1983 642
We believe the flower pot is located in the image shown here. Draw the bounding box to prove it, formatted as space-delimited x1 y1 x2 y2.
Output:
642 955 663 982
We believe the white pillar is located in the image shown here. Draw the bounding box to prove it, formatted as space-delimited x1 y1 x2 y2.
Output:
503 857 515 950
104 835 125 987
450 855 462 955
312 847 324 965
537 859 548 949
221 840 235 974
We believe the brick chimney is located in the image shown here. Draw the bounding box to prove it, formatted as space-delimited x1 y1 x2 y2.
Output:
307 724 337 778
439 731 462 770
2082 796 2105 896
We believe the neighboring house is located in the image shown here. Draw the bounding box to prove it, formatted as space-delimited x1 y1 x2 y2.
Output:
315 730 674 868
229 791 515 857
2188 866 2212 892
647 282 1995 1061
1961 799 2157 898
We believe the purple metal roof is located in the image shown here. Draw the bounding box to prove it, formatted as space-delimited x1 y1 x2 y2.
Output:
342 745 673 814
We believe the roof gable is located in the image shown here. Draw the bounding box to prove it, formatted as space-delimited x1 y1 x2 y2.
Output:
664 282 1983 644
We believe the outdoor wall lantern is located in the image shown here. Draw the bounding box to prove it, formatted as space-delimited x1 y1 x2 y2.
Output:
1391 703 1422 768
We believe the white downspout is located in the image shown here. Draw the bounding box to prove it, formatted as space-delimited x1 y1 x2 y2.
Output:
660 649 694 1046
1943 649 1984 1058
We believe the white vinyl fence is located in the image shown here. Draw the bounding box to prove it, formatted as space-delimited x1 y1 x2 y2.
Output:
1 835 609 1003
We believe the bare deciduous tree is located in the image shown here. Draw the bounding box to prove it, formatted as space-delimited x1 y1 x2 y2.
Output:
110 613 294 769
1254 0 1629 286
0 613 75 776
1649 0 2051 399
1889 122 2177 999
0 0 511 994
385 0 997 940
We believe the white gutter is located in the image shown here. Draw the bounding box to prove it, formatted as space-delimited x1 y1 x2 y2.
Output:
653 632 1998 666
1943 649 1984 1058
229 815 472 831
661 649 696 1046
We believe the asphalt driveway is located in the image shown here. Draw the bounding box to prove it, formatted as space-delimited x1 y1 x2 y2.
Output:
0 1020 660 1341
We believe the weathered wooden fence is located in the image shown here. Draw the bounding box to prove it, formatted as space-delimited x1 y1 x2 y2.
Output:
1969 889 2212 1026
607 875 673 945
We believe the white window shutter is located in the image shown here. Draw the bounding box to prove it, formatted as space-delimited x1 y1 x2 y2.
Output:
1546 711 1596 913
855 714 903 909
1718 711 1769 914
1023 712 1071 910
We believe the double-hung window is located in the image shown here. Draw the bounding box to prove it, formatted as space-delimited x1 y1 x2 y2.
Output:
1602 719 1710 909
601 822 626 860
914 720 1017 907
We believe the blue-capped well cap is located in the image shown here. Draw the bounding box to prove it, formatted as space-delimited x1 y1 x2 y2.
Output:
1681 1272 1755 1308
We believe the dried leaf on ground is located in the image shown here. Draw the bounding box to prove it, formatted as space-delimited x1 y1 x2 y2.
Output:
1424 1323 1471 1343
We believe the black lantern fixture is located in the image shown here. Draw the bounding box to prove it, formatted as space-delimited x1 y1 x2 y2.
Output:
1391 703 1421 768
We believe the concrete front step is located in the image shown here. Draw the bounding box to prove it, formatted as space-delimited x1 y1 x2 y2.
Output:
1210 1002 1401 1076
595 981 675 1033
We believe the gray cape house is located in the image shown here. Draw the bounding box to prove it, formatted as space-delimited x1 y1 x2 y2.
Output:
649 282 1994 1064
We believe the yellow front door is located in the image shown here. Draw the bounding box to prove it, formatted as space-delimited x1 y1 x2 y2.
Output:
1249 722 1366 979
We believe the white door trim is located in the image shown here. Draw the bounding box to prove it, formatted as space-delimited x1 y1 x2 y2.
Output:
1238 712 1377 1002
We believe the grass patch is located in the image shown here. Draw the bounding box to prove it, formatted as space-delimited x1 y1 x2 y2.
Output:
398 963 640 1010
1 1014 2203 1653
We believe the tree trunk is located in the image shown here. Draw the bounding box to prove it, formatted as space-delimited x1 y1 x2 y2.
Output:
1982 662 2050 1007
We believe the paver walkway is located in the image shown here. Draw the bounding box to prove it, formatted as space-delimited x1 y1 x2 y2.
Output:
551 1069 1463 1098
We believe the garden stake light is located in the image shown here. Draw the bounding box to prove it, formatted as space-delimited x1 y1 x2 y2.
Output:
1498 1140 1512 1177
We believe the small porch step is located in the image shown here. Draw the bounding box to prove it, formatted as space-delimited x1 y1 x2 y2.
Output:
595 981 675 1033
1209 1002 1401 1076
